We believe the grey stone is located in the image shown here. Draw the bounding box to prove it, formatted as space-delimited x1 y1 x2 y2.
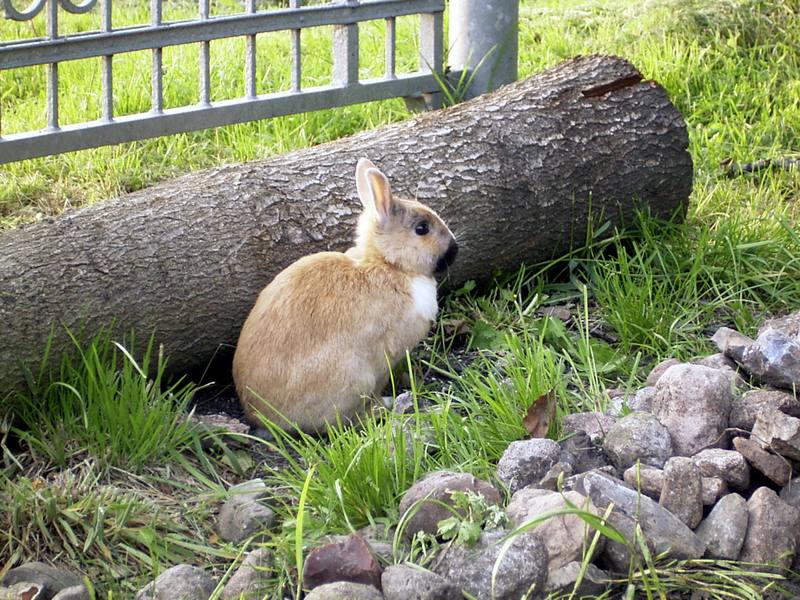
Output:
751 407 800 460
434 528 548 600
496 438 561 494
659 457 703 529
695 493 748 560
304 582 383 600
392 391 416 414
398 471 501 539
562 466 618 494
623 467 725 506
740 487 800 570
780 476 800 509
622 464 664 499
603 412 673 470
701 477 728 506
645 358 681 387
135 565 215 600
303 534 382 591
694 353 747 388
381 565 461 600
740 327 800 390
218 502 275 544
357 524 398 565
730 389 800 432
596 512 638 571
506 488 601 572
651 364 733 456
582 472 706 562
561 412 616 444
193 413 250 435
629 386 657 413
732 436 792 487
695 352 740 372
558 471 637 571
558 431 609 475
691 448 750 490
0 582 43 600
623 468 726 505
544 562 609 598
711 327 754 362
536 460 574 490
760 312 800 338
1 562 82 597
216 479 276 543
606 389 630 417
52 586 91 600
220 548 272 600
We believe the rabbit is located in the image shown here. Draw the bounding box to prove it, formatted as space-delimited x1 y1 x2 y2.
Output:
233 158 458 432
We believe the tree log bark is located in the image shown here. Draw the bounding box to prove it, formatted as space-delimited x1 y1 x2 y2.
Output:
0 55 692 391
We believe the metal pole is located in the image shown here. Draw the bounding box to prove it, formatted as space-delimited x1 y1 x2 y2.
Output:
448 0 518 99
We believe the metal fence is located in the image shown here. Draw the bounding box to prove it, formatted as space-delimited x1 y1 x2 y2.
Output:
0 0 517 164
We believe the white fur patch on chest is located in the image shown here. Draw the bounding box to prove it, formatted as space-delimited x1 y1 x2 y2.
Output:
410 276 438 322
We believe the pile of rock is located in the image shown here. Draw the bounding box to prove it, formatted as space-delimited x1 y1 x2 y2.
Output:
290 312 800 598
9 312 800 599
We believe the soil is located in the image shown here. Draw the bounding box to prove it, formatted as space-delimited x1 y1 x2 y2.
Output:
192 380 246 421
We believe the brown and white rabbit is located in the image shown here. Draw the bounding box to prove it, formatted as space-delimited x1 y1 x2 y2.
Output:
233 158 458 432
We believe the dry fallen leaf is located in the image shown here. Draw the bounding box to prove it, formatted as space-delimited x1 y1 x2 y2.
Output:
523 390 556 438
442 318 471 339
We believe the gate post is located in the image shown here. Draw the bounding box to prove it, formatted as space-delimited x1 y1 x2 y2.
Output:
448 0 519 99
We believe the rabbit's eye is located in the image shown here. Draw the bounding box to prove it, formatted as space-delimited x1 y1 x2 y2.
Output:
415 221 430 236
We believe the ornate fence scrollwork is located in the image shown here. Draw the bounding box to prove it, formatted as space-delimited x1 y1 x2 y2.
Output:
2 0 48 21
3 0 96 21
58 0 98 16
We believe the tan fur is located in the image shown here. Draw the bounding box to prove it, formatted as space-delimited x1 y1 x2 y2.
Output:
233 159 457 432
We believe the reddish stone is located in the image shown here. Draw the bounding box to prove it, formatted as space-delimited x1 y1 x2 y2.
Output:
303 534 382 592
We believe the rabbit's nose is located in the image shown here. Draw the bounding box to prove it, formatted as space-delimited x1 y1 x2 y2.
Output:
435 241 458 273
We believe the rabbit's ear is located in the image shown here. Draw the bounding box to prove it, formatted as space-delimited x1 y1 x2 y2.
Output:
356 158 378 210
364 168 394 226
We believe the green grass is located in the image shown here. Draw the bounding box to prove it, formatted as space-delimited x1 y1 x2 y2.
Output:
0 465 230 593
7 329 201 471
0 332 247 594
4 0 800 597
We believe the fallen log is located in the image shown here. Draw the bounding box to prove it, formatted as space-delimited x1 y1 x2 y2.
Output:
0 54 692 392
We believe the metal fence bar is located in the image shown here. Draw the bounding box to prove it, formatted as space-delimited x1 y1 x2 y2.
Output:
1 74 439 162
448 0 519 99
151 0 163 113
290 0 301 92
244 0 256 98
332 1 359 87
101 0 112 120
199 0 210 106
384 16 395 79
46 0 59 130
1 0 442 70
419 11 442 75
0 0 452 163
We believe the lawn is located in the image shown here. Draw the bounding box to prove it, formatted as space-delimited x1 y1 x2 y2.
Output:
2 0 800 597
